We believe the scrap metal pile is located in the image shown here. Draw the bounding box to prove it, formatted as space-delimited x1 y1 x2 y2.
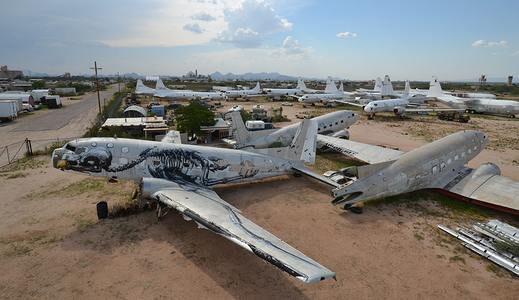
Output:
438 220 519 276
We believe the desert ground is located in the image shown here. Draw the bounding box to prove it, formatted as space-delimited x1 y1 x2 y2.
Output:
0 97 518 299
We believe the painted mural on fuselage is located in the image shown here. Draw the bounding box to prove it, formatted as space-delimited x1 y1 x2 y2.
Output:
54 138 295 186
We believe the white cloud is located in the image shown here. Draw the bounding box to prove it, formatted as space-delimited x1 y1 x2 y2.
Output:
336 32 357 39
273 36 310 56
216 0 293 48
191 12 216 21
183 23 204 33
472 39 508 48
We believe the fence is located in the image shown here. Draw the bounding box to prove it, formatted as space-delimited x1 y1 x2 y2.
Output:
0 136 80 168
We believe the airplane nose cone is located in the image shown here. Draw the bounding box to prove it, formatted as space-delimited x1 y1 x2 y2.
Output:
52 148 62 169
364 106 371 113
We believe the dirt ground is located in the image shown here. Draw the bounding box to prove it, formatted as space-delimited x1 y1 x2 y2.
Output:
0 97 518 299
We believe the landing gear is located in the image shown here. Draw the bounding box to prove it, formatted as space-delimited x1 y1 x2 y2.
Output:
509 114 516 119
96 201 109 219
156 201 170 221
343 202 364 214
367 114 375 120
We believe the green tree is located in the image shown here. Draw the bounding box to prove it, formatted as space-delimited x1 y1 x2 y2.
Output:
31 80 46 89
175 101 216 135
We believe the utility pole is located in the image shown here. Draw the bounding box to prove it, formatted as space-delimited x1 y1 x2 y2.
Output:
90 61 103 114
117 72 121 93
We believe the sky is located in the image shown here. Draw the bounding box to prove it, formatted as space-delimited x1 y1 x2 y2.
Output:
1 0 519 81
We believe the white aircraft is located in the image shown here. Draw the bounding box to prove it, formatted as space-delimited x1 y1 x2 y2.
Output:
317 131 519 215
428 77 519 117
225 82 262 99
362 81 460 119
263 79 306 98
52 120 336 283
154 78 225 100
297 79 353 104
356 77 383 94
135 79 156 96
228 110 358 149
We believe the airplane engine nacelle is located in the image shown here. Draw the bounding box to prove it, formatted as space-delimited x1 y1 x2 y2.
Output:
140 178 178 199
471 163 501 179
393 106 406 115
331 129 350 140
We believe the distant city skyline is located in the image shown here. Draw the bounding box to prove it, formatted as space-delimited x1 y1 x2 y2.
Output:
1 0 519 81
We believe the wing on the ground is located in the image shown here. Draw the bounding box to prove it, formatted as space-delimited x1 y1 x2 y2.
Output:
317 134 403 164
405 108 466 113
153 182 336 283
331 100 365 107
443 167 519 214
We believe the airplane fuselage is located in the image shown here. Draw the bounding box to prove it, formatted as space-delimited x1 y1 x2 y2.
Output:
465 99 519 117
53 138 296 187
363 98 409 116
332 131 488 204
238 111 357 148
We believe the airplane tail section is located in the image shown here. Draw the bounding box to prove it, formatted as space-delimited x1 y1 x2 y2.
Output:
156 78 167 90
403 80 410 98
339 81 344 92
252 82 260 92
428 77 443 97
374 77 382 92
136 79 146 89
296 78 306 90
285 119 318 163
229 111 250 146
325 78 339 94
381 75 394 96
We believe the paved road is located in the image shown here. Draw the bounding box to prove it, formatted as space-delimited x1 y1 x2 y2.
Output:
11 86 117 132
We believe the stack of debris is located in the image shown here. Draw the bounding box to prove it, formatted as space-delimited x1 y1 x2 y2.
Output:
438 220 518 276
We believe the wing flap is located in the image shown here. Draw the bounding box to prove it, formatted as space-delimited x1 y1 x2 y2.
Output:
154 183 335 283
317 134 403 164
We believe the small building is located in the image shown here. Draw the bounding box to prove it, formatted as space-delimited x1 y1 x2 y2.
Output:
200 118 231 143
101 116 169 139
0 65 23 80
123 105 147 117
150 105 165 117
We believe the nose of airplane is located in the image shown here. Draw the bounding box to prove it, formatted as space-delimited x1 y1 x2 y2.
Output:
364 105 372 113
52 148 69 170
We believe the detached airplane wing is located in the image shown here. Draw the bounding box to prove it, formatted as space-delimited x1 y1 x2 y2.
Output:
317 134 403 164
153 181 336 283
443 167 519 214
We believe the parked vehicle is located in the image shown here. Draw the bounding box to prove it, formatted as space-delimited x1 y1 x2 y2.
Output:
46 95 62 109
0 100 18 121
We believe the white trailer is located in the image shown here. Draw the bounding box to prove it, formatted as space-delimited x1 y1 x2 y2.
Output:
0 100 18 121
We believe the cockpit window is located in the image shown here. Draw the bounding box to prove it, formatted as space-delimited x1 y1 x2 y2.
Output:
65 143 76 152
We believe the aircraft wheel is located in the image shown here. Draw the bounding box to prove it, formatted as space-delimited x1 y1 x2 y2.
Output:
350 206 364 214
509 114 515 118
97 201 109 219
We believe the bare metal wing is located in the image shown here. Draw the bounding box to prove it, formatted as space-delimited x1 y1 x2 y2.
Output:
153 182 336 283
317 134 403 164
444 166 519 214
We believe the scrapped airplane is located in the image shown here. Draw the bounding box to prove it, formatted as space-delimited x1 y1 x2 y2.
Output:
317 131 519 215
227 110 358 149
225 82 262 99
362 81 461 119
135 79 156 96
428 77 519 117
296 79 353 104
153 78 225 100
51 120 336 283
263 79 306 98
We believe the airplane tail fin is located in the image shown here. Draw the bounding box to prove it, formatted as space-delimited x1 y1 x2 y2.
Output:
339 81 344 92
381 75 394 96
296 78 306 90
325 77 339 94
229 111 250 146
156 78 167 90
428 77 443 97
403 80 410 98
374 77 382 92
285 119 318 163
252 82 260 92
136 79 145 89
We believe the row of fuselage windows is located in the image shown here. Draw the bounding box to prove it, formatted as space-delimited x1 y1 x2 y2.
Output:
431 144 480 174
318 117 351 131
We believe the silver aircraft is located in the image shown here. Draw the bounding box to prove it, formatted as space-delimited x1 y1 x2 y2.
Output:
227 110 358 149
318 131 519 215
135 79 156 96
51 120 336 283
